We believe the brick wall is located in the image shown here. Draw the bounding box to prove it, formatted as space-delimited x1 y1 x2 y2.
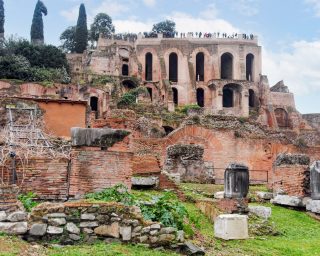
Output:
271 165 309 197
0 158 69 200
132 155 160 175
69 147 133 197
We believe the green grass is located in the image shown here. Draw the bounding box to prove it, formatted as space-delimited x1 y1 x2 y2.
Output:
180 183 269 201
48 242 178 256
184 201 320 256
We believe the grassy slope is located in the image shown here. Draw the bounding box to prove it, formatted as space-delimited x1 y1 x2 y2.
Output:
2 186 320 256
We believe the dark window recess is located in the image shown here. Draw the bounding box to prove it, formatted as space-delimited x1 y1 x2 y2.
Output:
169 53 178 82
223 88 233 107
122 64 129 76
147 87 153 101
172 88 178 105
196 88 204 107
246 54 254 81
145 52 153 81
221 53 233 79
249 89 255 107
90 96 98 111
196 52 204 81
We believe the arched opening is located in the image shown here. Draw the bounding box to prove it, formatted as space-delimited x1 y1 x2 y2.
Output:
223 83 242 108
196 52 204 81
221 53 233 79
163 126 174 135
172 87 178 105
246 54 254 81
147 87 153 101
122 64 129 76
249 89 255 107
90 96 98 111
122 80 136 90
274 108 289 129
145 52 153 81
169 53 178 82
196 88 204 107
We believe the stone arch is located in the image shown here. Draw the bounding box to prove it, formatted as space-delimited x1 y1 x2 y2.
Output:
246 53 254 81
274 108 289 129
196 52 205 81
163 126 174 135
169 52 178 82
223 83 242 108
249 89 255 108
196 88 205 107
221 52 233 79
145 52 153 81
172 87 178 105
122 64 129 76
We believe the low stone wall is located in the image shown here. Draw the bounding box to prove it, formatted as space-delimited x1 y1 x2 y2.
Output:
6 202 184 247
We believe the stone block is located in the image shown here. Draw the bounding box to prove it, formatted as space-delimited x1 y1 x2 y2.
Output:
176 230 185 243
0 222 28 235
94 222 120 238
47 213 66 218
79 221 99 228
49 218 66 226
132 176 159 187
66 222 80 234
7 211 27 222
81 214 96 221
214 214 248 240
256 192 273 200
71 127 130 148
248 206 272 219
69 234 81 241
47 226 64 234
150 223 161 230
271 195 304 207
182 242 205 256
306 200 320 214
0 211 7 221
120 226 132 241
159 227 176 234
214 191 225 199
29 223 47 236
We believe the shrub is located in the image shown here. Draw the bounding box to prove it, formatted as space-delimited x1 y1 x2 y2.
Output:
139 192 188 229
85 184 136 206
117 87 148 108
85 184 188 229
18 192 39 212
178 104 201 114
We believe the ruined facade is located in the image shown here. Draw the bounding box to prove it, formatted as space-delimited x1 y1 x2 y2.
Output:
0 33 319 199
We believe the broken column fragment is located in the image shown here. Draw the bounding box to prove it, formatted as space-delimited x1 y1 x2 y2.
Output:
310 161 320 200
224 163 249 199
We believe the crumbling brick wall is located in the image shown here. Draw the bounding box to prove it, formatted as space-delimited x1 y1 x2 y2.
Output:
69 147 133 197
271 154 310 196
0 158 69 200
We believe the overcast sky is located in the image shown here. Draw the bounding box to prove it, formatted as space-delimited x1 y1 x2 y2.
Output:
3 0 320 114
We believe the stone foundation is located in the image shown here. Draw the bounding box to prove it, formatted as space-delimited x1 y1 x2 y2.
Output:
3 202 184 248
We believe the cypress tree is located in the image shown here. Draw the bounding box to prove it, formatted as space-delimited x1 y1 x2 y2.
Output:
0 0 4 39
30 0 47 45
74 3 88 53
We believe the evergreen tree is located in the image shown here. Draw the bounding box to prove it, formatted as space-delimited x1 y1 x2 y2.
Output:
30 0 47 45
74 3 88 53
0 0 4 38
